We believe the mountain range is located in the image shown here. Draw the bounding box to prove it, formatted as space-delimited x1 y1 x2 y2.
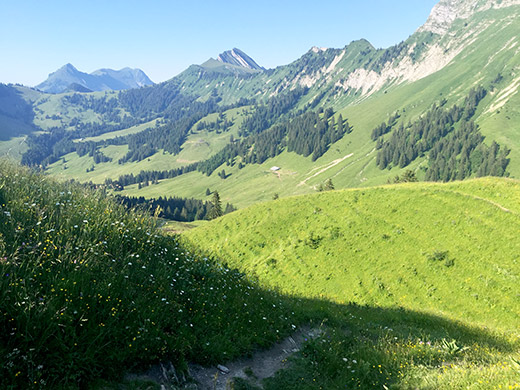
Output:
1 0 519 209
4 1 520 387
35 63 154 93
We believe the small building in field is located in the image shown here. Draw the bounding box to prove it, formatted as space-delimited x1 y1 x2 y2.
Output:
270 166 281 171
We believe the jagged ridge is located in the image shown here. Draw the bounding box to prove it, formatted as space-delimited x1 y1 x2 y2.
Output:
217 48 264 70
36 64 154 94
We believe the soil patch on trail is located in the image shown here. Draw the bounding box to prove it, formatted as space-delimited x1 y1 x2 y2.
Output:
189 327 322 389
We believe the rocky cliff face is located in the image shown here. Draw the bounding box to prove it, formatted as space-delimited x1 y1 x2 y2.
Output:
313 0 520 100
175 0 520 108
418 0 520 35
217 48 264 70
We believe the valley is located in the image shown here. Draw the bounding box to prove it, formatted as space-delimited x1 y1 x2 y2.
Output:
1 0 520 388
0 4 517 211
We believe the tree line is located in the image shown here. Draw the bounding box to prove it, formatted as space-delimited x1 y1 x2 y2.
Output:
197 109 349 176
374 86 510 181
116 192 235 222
105 163 198 190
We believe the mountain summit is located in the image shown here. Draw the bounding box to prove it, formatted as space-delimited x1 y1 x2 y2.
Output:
36 65 154 94
217 48 264 70
418 0 520 34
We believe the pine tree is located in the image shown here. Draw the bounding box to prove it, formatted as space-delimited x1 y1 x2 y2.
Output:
208 191 223 219
324 179 335 191
337 114 344 134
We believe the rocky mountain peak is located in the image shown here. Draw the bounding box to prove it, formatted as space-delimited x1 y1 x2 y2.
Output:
418 0 520 35
217 48 264 70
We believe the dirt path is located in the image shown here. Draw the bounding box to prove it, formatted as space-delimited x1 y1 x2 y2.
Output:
188 327 322 389
297 154 353 187
452 191 514 214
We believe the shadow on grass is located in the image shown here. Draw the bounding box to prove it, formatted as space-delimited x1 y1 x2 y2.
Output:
258 296 518 390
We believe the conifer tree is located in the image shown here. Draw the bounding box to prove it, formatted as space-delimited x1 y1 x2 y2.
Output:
208 191 223 219
324 178 335 191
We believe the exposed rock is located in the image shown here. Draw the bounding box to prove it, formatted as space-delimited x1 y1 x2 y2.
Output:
217 48 264 70
418 0 520 35
216 364 230 374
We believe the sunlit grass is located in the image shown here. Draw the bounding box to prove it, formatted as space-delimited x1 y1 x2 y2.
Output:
183 178 520 389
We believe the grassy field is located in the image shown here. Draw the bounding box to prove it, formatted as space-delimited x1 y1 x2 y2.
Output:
0 161 309 389
45 106 250 185
3 165 520 388
183 177 520 389
79 119 161 142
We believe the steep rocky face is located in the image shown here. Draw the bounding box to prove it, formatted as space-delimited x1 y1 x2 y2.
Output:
418 0 520 35
217 48 264 70
328 0 520 99
169 0 520 109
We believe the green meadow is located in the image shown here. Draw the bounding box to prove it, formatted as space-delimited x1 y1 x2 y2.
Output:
183 177 520 389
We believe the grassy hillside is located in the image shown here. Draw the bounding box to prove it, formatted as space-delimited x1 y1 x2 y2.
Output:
0 161 306 389
0 5 507 212
183 178 520 388
109 7 520 209
45 106 249 184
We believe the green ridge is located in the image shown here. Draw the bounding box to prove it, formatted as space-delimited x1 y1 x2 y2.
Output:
183 177 520 388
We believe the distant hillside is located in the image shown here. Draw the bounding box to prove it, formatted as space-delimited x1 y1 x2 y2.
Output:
0 84 37 140
1 0 519 212
35 63 154 93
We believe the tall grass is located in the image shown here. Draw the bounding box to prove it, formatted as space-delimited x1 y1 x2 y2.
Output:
0 161 301 388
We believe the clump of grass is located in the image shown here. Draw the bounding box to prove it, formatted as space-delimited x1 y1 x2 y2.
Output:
427 250 449 262
0 161 301 388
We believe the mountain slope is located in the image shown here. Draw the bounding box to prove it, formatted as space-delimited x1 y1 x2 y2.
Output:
90 67 154 88
183 177 520 388
178 48 264 80
184 178 520 332
4 0 520 212
0 84 38 140
36 64 154 93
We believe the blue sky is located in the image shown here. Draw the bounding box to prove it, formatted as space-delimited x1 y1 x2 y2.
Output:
0 0 438 86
